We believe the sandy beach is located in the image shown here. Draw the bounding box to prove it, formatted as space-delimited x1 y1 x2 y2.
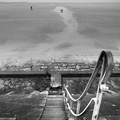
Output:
0 3 120 62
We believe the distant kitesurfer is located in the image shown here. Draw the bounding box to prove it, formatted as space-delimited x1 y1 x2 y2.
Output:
31 6 33 10
61 9 63 13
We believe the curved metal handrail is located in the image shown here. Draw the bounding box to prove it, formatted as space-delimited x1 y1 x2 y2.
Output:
64 51 113 101
64 51 114 119
66 97 96 117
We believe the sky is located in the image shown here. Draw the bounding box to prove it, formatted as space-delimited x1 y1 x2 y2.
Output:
0 0 120 3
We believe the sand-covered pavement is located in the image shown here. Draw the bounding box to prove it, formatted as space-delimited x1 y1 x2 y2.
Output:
0 92 47 120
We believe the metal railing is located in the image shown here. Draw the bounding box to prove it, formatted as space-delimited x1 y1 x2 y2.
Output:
63 51 114 120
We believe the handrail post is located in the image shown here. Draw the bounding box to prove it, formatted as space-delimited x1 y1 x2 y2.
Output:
91 84 104 120
76 100 81 120
91 57 105 120
69 98 74 120
67 91 69 102
70 99 73 109
76 100 81 114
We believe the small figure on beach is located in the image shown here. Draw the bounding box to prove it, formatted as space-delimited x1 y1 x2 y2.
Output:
61 9 63 13
30 6 33 10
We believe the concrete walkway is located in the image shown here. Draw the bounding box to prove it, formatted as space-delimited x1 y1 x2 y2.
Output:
40 95 67 120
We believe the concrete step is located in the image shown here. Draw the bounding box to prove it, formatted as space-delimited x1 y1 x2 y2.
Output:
40 118 67 120
0 118 16 120
40 95 67 120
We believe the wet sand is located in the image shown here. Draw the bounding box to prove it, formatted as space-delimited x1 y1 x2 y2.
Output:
0 3 120 62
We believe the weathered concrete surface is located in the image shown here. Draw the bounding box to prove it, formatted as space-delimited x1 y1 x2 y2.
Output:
50 72 62 87
0 93 48 120
41 95 67 120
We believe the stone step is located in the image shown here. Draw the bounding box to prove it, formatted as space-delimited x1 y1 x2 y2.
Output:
40 95 67 120
40 118 67 120
0 118 16 120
